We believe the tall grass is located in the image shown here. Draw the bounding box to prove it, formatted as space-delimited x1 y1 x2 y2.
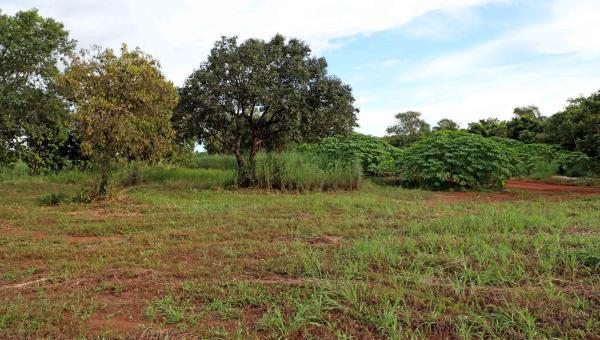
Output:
3 152 362 192
0 161 90 184
120 164 236 189
254 151 361 191
179 153 237 170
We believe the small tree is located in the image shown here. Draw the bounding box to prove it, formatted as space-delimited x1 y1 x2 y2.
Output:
385 111 430 147
175 35 358 186
467 118 508 138
433 118 460 131
506 105 545 143
58 45 177 196
545 91 600 160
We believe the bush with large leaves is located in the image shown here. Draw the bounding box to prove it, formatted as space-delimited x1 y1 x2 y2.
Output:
491 137 598 177
297 133 401 176
397 131 514 191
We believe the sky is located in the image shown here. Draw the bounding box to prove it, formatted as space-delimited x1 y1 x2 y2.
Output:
3 0 600 135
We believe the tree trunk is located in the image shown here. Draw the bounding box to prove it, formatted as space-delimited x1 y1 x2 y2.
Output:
233 140 250 187
98 170 109 197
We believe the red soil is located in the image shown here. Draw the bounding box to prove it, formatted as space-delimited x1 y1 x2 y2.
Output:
424 179 600 205
506 179 600 194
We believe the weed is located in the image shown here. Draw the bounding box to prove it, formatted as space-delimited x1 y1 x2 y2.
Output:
39 192 70 206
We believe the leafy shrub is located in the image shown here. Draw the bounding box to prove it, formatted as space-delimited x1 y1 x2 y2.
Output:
490 138 557 176
254 151 361 191
397 131 514 191
40 192 70 206
556 151 596 177
297 133 400 176
491 137 598 178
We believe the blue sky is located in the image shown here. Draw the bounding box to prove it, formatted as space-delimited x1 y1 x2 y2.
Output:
3 0 600 135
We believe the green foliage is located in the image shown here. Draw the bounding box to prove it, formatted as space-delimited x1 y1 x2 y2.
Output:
178 153 237 170
433 118 460 131
545 90 600 159
468 118 508 138
397 131 514 191
0 9 76 172
142 166 236 188
490 138 558 177
0 161 29 181
556 151 596 177
491 137 597 178
176 34 358 186
506 106 546 143
57 45 178 196
385 111 431 147
254 151 361 191
297 133 401 176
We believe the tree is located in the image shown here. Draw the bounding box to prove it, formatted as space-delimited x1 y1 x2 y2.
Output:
433 118 460 131
0 9 75 171
545 91 600 159
57 45 178 196
467 118 508 138
385 111 430 147
506 105 545 143
176 35 358 185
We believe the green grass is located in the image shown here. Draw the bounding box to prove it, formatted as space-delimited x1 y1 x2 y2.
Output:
135 165 236 189
254 151 362 191
180 153 237 170
0 172 599 338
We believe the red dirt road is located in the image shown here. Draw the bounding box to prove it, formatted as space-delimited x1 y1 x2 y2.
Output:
425 179 600 205
506 179 600 194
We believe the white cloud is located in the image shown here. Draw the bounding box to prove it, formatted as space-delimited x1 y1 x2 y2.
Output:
2 0 499 84
402 0 600 81
353 58 404 71
5 0 599 137
375 0 600 135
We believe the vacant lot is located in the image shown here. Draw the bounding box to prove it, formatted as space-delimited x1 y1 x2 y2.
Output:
1 178 599 339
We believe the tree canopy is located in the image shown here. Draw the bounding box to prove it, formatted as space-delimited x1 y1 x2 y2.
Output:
506 105 545 143
433 118 460 131
467 118 508 138
545 91 600 159
385 111 431 147
57 45 178 195
0 9 75 171
176 34 358 185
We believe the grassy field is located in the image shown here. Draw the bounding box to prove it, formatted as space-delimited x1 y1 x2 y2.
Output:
1 170 600 338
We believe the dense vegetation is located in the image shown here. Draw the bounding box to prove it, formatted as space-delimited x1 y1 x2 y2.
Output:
297 133 400 176
2 9 600 196
491 138 597 178
397 131 514 191
0 9 76 172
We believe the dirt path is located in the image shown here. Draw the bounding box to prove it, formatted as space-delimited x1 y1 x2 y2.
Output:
506 179 600 194
425 179 600 205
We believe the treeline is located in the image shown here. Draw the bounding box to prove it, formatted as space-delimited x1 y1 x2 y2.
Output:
384 99 600 161
2 9 599 196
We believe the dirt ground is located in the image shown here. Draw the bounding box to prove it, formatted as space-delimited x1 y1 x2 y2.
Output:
424 179 600 205
507 179 600 193
2 179 599 338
